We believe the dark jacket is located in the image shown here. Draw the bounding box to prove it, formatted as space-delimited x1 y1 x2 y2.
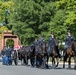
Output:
38 38 45 46
48 37 56 48
33 40 38 47
65 35 74 46
1 49 6 56
47 37 58 55
6 48 12 57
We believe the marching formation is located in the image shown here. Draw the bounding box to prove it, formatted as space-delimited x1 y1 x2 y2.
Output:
1 30 76 69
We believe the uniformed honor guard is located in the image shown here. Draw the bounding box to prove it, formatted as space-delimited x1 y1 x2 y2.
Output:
33 36 38 48
63 30 74 56
47 32 60 57
38 35 45 47
47 32 56 55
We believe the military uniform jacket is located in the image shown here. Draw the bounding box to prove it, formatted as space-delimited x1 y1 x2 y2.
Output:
38 38 45 46
48 37 56 48
33 40 38 47
65 35 74 46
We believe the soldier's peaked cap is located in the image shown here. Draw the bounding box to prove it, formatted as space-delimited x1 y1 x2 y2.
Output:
67 30 71 33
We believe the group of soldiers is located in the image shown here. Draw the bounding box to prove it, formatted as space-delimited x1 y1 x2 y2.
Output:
32 30 74 57
1 30 74 66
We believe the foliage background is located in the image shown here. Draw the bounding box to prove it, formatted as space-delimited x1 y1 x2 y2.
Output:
0 0 76 45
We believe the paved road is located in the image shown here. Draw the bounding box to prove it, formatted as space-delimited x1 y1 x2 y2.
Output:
0 59 76 75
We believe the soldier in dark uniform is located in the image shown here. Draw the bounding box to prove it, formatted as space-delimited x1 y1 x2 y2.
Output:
38 34 45 48
63 30 74 56
47 32 60 56
32 36 39 67
38 35 46 68
38 34 45 54
47 32 60 67
33 36 39 50
47 32 55 55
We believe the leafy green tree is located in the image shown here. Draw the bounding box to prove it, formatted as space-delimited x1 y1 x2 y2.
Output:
56 0 76 37
6 39 14 48
49 10 66 41
0 26 8 33
11 0 56 45
0 0 14 25
10 0 76 45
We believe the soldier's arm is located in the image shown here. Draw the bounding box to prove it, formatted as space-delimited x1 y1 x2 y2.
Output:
55 39 58 46
71 36 74 42
65 36 68 44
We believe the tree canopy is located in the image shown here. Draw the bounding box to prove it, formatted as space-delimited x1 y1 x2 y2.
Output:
0 0 76 45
